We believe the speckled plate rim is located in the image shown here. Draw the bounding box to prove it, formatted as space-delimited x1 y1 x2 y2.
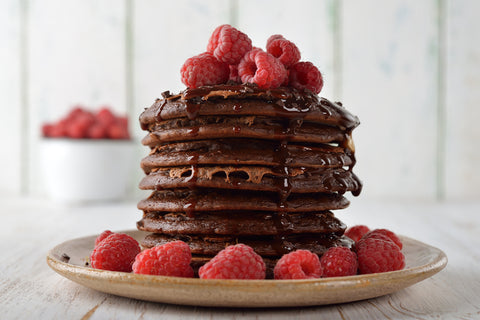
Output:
46 230 447 308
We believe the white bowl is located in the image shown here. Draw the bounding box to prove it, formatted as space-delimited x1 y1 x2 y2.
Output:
40 139 135 203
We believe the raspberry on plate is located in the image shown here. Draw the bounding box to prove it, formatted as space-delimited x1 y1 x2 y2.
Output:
199 244 266 280
362 229 403 249
345 225 370 242
94 230 114 246
132 240 194 277
320 247 358 277
288 61 323 94
274 250 322 280
207 24 252 65
180 52 229 88
266 35 301 67
90 233 141 272
356 237 405 274
238 49 287 89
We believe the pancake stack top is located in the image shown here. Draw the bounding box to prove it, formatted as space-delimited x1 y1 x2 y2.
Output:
137 83 362 276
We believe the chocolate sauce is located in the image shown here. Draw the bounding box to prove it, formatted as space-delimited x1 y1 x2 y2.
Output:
185 101 201 120
187 126 199 137
270 118 306 255
154 99 167 122
184 152 199 218
140 84 360 130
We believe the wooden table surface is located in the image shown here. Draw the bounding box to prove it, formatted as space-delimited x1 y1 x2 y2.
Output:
1 196 479 319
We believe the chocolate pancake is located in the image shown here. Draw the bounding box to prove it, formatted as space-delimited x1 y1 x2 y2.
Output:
137 211 346 235
141 115 349 146
141 139 355 171
139 166 362 194
141 233 354 258
137 83 362 273
137 189 350 213
140 84 360 130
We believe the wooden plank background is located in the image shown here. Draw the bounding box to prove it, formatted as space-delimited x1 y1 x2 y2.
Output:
1 0 479 201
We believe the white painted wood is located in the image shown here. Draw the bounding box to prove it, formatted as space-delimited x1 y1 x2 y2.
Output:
342 0 440 200
236 0 338 99
1 197 479 319
445 0 480 199
27 0 128 195
0 0 22 194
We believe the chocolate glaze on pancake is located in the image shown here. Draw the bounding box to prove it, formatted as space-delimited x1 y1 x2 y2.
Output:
141 139 355 170
141 233 354 257
137 211 346 235
140 84 360 130
137 83 362 276
137 189 350 212
139 166 361 194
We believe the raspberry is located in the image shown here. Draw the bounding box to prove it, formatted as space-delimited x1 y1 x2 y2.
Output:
66 122 86 139
266 34 285 49
107 123 130 139
356 238 405 274
238 49 287 89
289 61 323 94
199 244 266 279
87 123 108 139
94 230 114 246
42 123 54 137
266 35 301 67
274 250 322 280
363 229 403 249
345 225 370 242
180 52 229 88
96 108 116 126
207 24 252 65
132 240 194 277
66 113 95 138
49 120 68 138
229 65 240 82
320 247 358 277
90 233 141 272
67 106 86 120
117 116 129 129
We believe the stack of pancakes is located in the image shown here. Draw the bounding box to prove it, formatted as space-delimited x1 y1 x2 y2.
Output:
137 83 362 276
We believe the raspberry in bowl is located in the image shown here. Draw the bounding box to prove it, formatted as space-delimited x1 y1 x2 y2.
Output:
40 106 134 203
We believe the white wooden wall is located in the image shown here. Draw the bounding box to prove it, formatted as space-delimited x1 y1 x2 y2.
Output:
1 0 479 201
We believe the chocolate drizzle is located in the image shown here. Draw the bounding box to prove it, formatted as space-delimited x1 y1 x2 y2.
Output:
141 84 360 131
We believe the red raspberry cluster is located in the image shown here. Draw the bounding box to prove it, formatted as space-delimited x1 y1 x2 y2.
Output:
90 231 195 277
274 226 405 279
89 226 404 279
41 106 130 139
346 225 406 274
181 24 323 94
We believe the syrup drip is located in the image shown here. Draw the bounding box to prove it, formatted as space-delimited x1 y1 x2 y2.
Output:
270 118 305 255
187 126 199 137
185 101 201 120
154 99 167 122
183 152 199 218
338 129 362 196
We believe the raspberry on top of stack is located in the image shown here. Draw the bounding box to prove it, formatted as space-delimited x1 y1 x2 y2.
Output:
136 24 364 278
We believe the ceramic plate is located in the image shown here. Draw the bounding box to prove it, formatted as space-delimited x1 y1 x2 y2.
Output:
46 230 447 307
